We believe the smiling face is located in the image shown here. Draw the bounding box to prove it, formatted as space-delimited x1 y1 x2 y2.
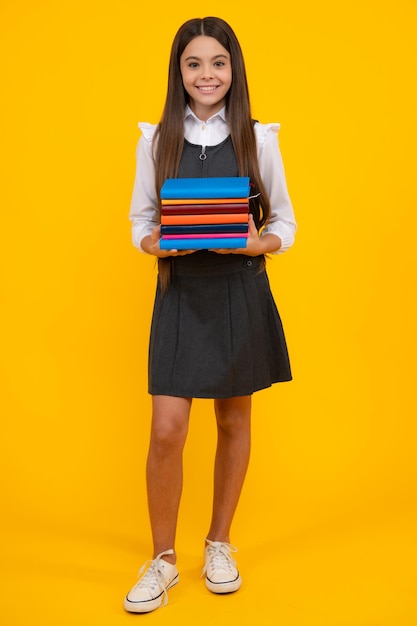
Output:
180 35 232 121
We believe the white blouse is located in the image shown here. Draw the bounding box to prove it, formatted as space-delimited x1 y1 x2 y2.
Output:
129 106 297 254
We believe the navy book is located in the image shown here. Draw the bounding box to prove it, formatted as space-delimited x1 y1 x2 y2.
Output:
161 223 249 235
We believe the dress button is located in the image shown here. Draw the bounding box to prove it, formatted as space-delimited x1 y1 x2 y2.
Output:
245 259 253 267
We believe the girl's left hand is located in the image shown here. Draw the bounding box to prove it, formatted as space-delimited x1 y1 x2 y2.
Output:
211 214 280 256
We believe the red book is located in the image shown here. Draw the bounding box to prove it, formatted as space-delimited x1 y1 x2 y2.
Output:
161 203 249 215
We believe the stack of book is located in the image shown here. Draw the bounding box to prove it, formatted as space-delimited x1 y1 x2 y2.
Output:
159 177 251 250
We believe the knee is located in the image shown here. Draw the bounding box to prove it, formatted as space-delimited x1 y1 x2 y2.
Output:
216 414 245 437
150 414 188 454
215 399 251 436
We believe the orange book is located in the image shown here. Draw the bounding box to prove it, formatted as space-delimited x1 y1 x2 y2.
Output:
161 213 249 225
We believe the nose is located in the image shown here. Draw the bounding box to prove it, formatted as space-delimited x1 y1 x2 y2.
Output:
200 64 214 80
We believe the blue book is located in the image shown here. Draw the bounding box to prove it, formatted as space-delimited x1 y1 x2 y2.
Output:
160 237 248 250
160 224 249 235
160 177 251 200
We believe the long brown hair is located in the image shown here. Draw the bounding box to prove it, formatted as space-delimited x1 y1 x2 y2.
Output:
154 17 271 287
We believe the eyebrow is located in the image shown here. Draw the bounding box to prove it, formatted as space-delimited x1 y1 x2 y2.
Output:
183 54 229 62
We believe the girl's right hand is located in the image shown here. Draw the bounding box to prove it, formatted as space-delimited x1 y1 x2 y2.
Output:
143 225 196 257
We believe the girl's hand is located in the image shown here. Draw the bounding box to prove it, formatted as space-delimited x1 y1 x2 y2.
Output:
143 225 196 257
211 214 280 256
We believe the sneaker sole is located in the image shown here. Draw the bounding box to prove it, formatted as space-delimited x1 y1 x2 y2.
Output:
124 574 179 613
205 574 242 594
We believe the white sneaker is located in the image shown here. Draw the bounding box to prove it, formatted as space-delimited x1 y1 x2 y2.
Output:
124 549 179 613
202 539 242 593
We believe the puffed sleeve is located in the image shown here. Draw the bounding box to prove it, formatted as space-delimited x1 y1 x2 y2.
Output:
129 123 159 252
255 122 297 253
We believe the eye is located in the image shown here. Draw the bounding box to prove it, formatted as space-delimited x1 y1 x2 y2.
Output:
188 62 199 68
214 61 225 67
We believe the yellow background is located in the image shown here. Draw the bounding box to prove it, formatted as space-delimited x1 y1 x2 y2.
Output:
1 1 416 624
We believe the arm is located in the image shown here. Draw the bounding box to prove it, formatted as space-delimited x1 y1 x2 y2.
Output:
129 124 160 252
129 123 195 258
257 123 297 254
213 123 296 257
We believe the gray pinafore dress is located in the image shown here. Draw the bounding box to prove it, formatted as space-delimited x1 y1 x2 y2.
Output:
148 136 292 398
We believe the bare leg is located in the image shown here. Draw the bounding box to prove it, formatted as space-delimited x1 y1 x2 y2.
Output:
146 395 192 563
206 395 252 543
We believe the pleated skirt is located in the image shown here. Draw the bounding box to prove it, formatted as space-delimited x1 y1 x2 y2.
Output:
148 251 292 398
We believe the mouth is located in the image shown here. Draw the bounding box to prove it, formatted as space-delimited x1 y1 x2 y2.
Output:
196 85 220 94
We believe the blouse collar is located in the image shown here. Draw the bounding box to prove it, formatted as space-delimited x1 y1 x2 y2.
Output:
184 104 227 124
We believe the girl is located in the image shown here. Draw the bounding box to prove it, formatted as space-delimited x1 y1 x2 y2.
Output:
124 16 296 613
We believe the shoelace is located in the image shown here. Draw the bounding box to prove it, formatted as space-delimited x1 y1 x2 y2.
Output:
133 550 174 607
201 540 238 577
